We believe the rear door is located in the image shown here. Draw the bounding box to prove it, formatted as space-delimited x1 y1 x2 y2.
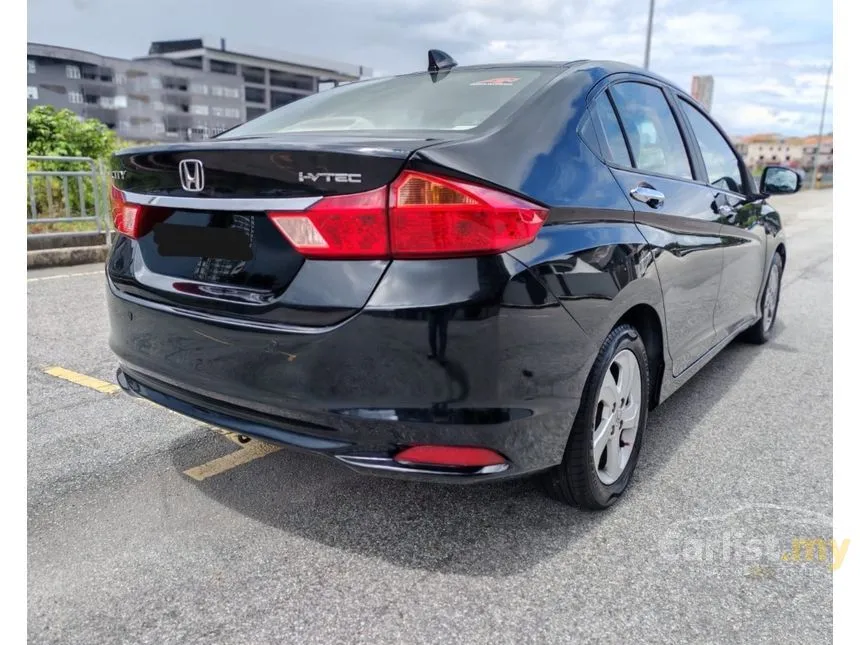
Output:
592 79 724 376
673 96 766 338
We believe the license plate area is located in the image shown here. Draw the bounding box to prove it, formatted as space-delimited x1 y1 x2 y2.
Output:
153 222 252 261
136 209 304 291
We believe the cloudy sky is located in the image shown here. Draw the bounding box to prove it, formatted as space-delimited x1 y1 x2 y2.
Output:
27 0 832 136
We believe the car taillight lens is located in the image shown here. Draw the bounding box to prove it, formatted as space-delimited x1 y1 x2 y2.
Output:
267 171 547 260
389 171 548 258
268 186 388 259
110 186 146 238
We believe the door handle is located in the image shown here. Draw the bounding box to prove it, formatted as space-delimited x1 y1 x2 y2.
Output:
629 184 665 208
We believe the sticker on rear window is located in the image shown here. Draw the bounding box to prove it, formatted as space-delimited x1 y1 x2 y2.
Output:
470 77 521 86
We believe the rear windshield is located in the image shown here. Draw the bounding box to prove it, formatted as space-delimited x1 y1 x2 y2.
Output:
222 68 554 136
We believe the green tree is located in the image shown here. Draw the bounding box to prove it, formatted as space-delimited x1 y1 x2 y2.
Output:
27 105 117 159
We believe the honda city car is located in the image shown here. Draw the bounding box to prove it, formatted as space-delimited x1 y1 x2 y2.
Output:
106 52 800 508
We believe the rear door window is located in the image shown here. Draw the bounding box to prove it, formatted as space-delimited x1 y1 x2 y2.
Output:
609 82 693 180
592 91 632 166
222 68 556 136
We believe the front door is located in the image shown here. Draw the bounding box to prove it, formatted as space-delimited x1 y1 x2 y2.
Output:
674 96 767 339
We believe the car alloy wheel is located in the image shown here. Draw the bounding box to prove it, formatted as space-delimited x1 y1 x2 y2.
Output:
762 262 780 332
593 348 642 485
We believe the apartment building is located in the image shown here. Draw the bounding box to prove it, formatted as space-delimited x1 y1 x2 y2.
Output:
801 135 833 171
736 133 806 168
733 132 834 172
27 39 368 141
146 37 370 121
27 42 246 141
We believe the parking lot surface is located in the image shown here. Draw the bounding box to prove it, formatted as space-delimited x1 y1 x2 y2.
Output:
28 190 833 644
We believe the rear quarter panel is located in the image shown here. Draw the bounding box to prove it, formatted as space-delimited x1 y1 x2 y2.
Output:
416 64 667 365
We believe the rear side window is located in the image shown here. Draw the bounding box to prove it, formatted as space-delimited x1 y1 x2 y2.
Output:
609 82 692 180
592 92 632 166
222 69 552 135
679 99 744 194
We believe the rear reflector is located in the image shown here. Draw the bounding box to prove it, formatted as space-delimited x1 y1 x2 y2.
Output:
393 445 506 468
268 171 547 260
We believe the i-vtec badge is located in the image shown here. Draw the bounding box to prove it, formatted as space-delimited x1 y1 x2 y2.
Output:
298 172 362 184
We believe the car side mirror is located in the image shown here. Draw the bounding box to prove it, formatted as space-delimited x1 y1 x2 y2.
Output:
760 165 802 195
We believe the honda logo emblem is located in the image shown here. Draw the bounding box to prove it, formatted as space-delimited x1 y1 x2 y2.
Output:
178 159 205 192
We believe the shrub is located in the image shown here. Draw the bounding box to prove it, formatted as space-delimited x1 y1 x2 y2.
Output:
27 105 117 159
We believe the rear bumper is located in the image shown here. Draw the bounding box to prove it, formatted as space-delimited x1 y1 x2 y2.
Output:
118 367 513 481
107 255 593 481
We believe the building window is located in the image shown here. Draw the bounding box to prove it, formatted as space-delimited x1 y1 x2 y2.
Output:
67 91 84 104
154 122 165 134
271 90 302 109
785 155 791 161
28 59 36 74
190 104 210 115
771 155 777 161
152 101 164 111
115 73 126 85
246 106 266 120
224 107 241 119
27 86 39 100
211 85 224 97
223 87 241 99
150 77 162 89
66 65 81 79
190 83 208 94
244 86 266 103
209 59 237 75
118 119 131 130
113 95 128 108
99 96 115 109
270 70 314 91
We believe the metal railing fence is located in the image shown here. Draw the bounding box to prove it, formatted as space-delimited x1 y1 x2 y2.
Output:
27 156 111 241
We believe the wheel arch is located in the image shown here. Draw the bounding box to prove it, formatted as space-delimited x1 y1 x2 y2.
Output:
614 303 665 409
775 242 786 269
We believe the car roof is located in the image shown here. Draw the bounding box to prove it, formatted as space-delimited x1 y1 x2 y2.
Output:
384 59 685 94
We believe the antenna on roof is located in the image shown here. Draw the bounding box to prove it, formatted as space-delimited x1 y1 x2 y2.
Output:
428 49 457 82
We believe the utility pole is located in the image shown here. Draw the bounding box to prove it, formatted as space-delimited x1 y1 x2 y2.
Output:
644 0 656 70
811 61 832 189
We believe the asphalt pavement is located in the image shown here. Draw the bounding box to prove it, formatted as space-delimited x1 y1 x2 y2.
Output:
28 190 834 645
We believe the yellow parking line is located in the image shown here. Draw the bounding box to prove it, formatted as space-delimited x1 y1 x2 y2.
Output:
183 440 282 481
43 364 278 479
43 366 121 394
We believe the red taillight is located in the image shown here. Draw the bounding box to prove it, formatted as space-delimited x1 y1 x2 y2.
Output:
110 186 146 238
393 445 507 468
267 171 547 260
268 186 388 259
389 171 548 258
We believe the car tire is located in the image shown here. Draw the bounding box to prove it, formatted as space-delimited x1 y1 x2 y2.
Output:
741 252 783 345
543 324 650 510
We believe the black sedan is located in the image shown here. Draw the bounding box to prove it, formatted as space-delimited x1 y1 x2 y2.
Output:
106 52 799 509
